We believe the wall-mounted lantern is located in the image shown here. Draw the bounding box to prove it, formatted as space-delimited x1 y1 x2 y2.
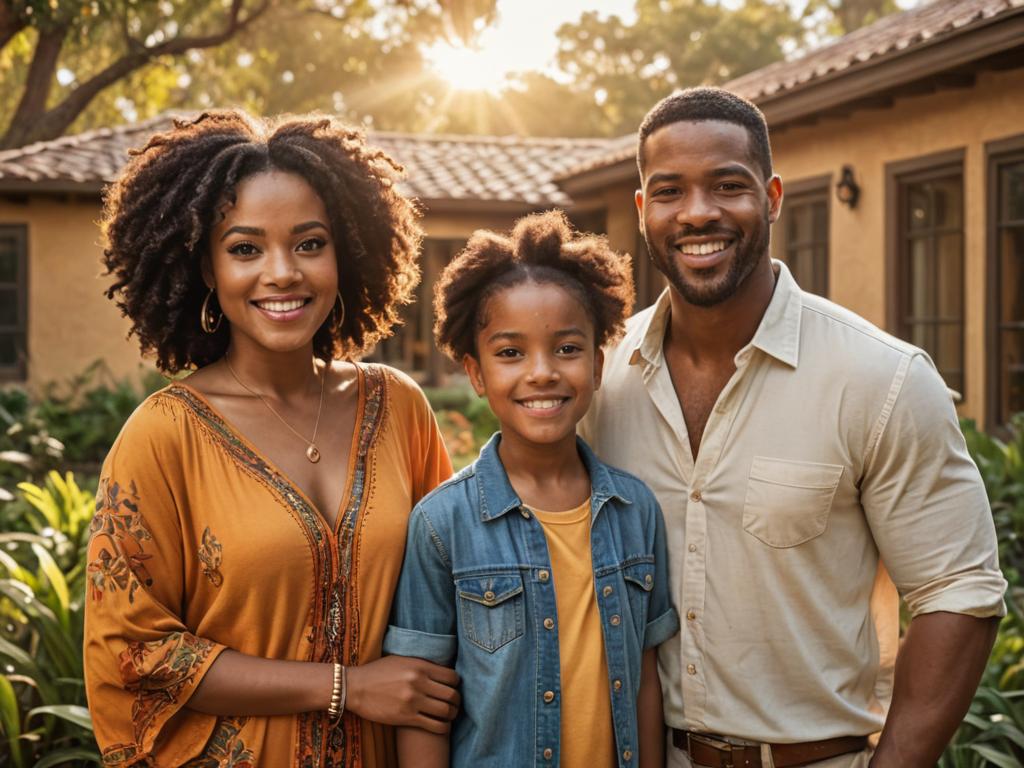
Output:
835 165 860 209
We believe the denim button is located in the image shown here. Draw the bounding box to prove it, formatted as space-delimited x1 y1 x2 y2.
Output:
623 750 633 761
543 690 555 703
602 585 613 597
613 679 622 691
538 570 550 582
543 748 553 759
610 614 621 626
543 617 554 630
520 508 531 519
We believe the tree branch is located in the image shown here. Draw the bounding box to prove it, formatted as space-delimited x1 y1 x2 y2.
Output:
2 21 67 148
0 0 272 149
0 0 26 52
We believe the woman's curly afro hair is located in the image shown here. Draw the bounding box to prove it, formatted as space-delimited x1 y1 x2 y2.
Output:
433 210 634 361
101 110 423 373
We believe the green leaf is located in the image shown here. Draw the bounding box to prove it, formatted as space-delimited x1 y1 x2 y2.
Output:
32 747 102 767
26 705 92 733
0 674 25 768
0 637 57 705
29 544 69 626
967 744 1022 768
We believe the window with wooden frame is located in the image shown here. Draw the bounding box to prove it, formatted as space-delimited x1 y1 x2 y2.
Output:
987 136 1024 428
888 152 965 397
633 231 666 311
0 225 27 381
774 176 830 297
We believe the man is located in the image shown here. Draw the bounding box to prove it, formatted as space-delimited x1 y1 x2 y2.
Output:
580 87 1006 767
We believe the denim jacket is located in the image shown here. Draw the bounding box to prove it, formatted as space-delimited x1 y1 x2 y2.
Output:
383 433 679 767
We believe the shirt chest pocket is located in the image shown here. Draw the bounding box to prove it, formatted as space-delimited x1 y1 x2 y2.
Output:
621 559 656 631
456 574 525 653
742 457 844 548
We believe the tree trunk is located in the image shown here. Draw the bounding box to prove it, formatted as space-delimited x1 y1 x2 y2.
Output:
1 23 66 149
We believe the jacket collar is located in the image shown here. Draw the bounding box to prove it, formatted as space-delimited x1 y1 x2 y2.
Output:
473 432 632 522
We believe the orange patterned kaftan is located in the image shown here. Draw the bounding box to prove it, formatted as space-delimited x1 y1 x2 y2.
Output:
84 364 452 767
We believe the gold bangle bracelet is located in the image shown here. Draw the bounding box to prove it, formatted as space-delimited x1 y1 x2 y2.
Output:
327 662 343 718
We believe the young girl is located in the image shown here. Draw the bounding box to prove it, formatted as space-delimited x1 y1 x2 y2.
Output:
384 211 679 767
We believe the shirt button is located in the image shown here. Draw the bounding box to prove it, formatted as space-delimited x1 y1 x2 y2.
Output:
483 590 496 603
543 617 555 630
538 570 550 582
613 679 622 691
690 490 702 502
688 544 697 553
602 585 613 597
623 750 633 761
543 748 553 760
543 690 555 703
610 614 621 626
687 664 697 675
687 610 696 621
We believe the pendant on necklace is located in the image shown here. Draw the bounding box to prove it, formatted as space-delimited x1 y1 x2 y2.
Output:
306 444 321 463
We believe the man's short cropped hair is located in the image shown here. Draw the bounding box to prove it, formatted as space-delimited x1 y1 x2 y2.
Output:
637 87 773 179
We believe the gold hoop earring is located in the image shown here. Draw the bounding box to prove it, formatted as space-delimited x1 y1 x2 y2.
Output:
201 288 223 333
332 291 345 331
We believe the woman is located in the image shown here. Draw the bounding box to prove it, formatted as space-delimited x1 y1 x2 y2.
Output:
85 111 458 767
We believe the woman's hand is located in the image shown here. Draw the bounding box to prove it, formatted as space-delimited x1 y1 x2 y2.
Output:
345 656 460 734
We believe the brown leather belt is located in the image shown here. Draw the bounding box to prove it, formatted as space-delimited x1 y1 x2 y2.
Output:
672 729 868 768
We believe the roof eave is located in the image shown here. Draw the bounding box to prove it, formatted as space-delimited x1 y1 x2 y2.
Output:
0 178 106 196
752 6 1024 128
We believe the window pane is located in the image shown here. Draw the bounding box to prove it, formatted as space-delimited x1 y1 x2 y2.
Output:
1000 329 1024 417
0 248 17 283
1001 161 1024 222
0 289 18 325
782 191 828 297
899 168 963 394
0 334 16 367
931 177 963 228
907 185 932 231
998 227 1024 327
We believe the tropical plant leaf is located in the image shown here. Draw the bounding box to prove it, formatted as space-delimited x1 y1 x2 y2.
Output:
26 704 92 732
29 544 69 628
32 746 102 767
968 744 1023 768
0 674 25 768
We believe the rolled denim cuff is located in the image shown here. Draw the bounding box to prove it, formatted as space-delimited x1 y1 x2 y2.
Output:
644 607 680 649
383 625 457 666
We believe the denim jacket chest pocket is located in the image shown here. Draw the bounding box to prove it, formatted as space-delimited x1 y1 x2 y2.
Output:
456 573 525 652
620 558 656 634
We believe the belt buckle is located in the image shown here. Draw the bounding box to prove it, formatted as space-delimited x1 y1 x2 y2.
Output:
686 732 744 768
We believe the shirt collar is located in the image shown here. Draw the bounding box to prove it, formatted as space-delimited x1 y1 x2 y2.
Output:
473 432 632 522
627 259 802 370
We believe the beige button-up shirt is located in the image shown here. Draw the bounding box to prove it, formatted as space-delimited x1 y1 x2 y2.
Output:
580 261 1006 743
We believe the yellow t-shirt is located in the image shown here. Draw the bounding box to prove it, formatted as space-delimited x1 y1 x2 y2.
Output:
532 498 617 768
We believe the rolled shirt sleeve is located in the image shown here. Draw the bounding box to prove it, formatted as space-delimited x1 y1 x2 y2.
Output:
861 353 1006 619
384 505 458 665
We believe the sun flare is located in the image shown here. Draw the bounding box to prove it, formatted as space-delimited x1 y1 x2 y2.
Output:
423 41 510 94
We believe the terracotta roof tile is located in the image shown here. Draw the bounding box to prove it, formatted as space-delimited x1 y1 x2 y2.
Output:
0 114 612 207
726 0 1021 102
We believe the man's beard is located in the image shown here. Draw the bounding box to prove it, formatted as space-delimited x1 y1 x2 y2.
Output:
645 210 771 308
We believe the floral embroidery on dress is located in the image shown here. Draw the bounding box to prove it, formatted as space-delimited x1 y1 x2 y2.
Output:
198 526 224 587
100 742 154 767
183 716 255 768
118 632 216 744
88 478 155 604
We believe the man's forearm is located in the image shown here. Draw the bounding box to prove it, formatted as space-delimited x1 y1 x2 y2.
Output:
871 611 999 767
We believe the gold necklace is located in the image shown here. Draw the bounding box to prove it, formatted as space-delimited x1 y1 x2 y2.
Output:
224 357 327 463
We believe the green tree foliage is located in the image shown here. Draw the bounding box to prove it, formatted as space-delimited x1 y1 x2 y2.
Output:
0 0 496 149
547 0 806 136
